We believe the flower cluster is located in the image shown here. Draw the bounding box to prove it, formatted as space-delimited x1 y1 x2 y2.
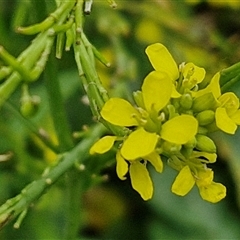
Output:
90 43 240 202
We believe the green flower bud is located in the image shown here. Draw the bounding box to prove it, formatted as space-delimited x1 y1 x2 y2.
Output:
196 110 215 126
162 141 182 154
195 134 216 153
20 95 40 118
198 126 208 134
181 146 193 159
184 137 197 148
192 93 218 112
179 93 193 110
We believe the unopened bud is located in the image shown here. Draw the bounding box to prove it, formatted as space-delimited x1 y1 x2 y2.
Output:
196 110 215 126
184 137 197 148
179 93 193 110
195 134 216 153
162 141 182 154
192 93 218 112
20 95 40 118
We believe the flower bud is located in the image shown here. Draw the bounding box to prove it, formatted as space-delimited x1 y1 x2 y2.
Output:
20 95 40 118
162 141 182 154
198 126 208 135
184 137 197 148
196 110 215 126
192 93 218 112
179 93 193 110
195 134 216 153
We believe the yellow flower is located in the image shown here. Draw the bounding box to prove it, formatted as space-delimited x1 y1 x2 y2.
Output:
116 148 159 201
91 128 163 200
101 70 173 131
90 42 239 203
145 43 181 98
101 71 198 145
216 92 240 134
171 165 226 203
181 62 206 90
193 72 240 134
145 43 179 81
145 44 206 95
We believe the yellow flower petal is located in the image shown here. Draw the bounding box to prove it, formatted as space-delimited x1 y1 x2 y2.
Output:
194 72 221 99
183 62 206 84
198 182 226 203
116 151 128 180
129 161 153 200
161 115 198 144
171 84 181 98
192 151 217 163
145 43 179 81
121 128 158 160
219 92 239 116
171 165 195 196
142 71 172 112
216 107 237 134
90 136 117 154
144 151 163 173
195 169 213 187
101 98 140 126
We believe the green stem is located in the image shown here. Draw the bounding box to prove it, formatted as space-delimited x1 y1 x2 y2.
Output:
0 46 32 81
0 123 105 230
0 72 22 108
44 51 73 152
0 66 13 82
74 42 127 137
45 51 84 239
0 32 52 109
16 1 75 35
64 169 85 239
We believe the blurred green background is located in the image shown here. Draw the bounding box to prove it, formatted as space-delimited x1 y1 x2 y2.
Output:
1 0 240 239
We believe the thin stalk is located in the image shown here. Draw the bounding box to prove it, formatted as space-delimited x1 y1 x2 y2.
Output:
75 40 127 137
64 169 85 239
44 51 85 239
0 32 52 109
16 1 75 35
44 51 73 152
